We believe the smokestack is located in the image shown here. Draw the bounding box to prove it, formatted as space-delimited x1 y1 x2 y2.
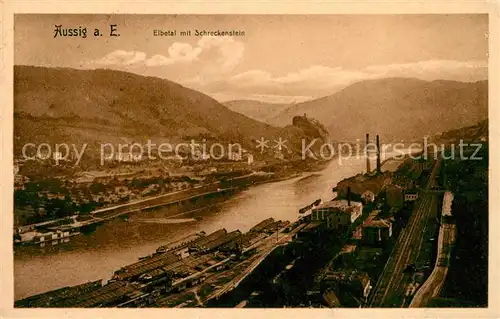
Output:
376 135 381 173
366 133 371 174
347 186 351 206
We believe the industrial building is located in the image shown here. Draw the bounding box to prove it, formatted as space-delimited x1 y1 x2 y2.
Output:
336 135 392 199
311 199 363 230
335 173 392 200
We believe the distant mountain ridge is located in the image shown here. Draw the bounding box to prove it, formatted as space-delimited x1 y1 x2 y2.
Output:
267 77 488 142
223 100 291 123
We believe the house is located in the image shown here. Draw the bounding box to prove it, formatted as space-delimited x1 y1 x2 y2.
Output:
228 152 242 161
112 152 142 162
246 154 254 165
311 200 363 229
274 151 284 160
341 244 357 255
361 190 375 203
293 221 323 240
362 219 392 245
322 290 341 308
324 201 362 229
386 184 404 208
321 270 372 304
53 152 64 161
404 190 419 202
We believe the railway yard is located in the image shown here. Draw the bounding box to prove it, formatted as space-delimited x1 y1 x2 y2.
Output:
15 217 304 308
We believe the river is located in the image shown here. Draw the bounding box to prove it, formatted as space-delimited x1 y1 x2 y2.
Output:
14 154 404 300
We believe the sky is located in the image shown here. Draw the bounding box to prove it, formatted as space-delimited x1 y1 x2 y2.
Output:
15 14 488 103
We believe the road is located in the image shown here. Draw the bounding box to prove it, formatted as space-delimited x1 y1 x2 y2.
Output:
409 192 456 307
83 172 275 223
368 159 440 307
59 183 238 229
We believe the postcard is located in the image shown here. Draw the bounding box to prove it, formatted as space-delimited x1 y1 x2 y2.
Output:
1 2 498 318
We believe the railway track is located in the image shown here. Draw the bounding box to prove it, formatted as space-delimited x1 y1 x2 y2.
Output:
368 160 440 307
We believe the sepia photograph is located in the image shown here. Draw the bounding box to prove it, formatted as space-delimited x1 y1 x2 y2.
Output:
10 13 489 309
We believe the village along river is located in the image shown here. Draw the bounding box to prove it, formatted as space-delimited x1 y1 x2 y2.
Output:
14 154 404 300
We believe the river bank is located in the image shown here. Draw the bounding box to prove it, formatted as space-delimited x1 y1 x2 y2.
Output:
14 154 392 300
14 165 313 247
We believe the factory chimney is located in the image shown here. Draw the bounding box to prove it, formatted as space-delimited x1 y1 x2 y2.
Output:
376 135 381 173
347 186 351 206
366 133 371 174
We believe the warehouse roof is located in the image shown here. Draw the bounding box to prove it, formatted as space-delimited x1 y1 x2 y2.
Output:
314 200 362 211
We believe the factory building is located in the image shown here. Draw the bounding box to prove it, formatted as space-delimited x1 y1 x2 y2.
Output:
336 173 392 199
311 198 363 230
336 134 392 200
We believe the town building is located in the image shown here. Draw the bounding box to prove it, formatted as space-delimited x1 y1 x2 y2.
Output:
386 184 404 208
246 154 254 165
274 150 284 160
293 221 324 240
111 152 143 162
361 190 375 203
228 152 242 161
53 152 64 161
341 244 357 255
362 219 392 245
336 244 358 267
311 200 363 230
322 290 341 308
322 270 372 305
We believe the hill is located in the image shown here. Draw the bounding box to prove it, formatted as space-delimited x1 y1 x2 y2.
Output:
14 66 330 164
14 66 280 147
434 119 488 144
223 100 291 123
268 78 488 142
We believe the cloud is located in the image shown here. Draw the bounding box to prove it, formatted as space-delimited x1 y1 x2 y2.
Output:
92 36 244 75
93 50 147 66
364 60 488 82
91 45 486 104
210 91 313 104
227 66 371 91
191 59 487 103
145 42 202 66
198 36 245 71
189 65 373 100
275 66 369 88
